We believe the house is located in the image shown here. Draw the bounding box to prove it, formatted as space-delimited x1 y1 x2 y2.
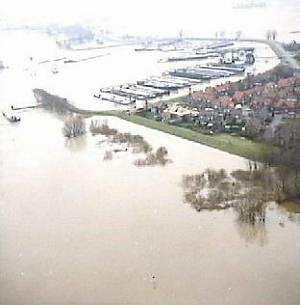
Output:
162 103 199 122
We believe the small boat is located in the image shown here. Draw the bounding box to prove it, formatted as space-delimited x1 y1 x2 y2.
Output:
52 66 59 74
2 112 21 123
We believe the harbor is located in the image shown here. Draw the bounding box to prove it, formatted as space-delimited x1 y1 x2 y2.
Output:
93 76 202 105
93 63 249 107
92 41 257 107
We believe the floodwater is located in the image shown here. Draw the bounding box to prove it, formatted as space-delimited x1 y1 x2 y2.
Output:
0 30 279 111
0 110 299 305
0 32 299 305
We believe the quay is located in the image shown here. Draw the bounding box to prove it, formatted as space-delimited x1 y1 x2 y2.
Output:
167 53 219 62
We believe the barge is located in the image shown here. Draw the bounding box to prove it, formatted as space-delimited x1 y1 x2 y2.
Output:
94 92 135 105
167 53 219 62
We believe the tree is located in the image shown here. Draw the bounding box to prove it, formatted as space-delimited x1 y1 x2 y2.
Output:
266 119 300 199
266 30 272 40
242 118 266 140
63 115 86 138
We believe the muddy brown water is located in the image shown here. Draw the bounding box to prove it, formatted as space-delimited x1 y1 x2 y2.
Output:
0 110 299 305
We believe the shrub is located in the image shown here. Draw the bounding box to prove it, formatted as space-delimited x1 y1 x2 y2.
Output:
63 115 86 138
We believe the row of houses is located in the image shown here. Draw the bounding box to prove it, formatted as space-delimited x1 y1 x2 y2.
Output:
189 75 300 110
148 71 300 135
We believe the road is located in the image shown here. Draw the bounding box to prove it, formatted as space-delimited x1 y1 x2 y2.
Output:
266 40 300 70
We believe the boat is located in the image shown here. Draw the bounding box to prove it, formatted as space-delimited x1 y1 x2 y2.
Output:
134 47 159 52
52 66 59 74
167 53 219 62
99 93 136 105
232 0 266 9
131 85 168 96
197 65 245 73
2 112 21 122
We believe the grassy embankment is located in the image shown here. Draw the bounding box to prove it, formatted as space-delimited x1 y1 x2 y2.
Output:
111 111 269 160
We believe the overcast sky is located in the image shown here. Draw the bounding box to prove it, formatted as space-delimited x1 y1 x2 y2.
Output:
0 0 299 37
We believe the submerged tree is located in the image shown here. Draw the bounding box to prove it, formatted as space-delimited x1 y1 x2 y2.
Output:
181 166 285 223
134 146 170 167
63 115 86 138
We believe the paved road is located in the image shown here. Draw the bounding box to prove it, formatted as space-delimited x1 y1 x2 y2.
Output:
267 41 300 70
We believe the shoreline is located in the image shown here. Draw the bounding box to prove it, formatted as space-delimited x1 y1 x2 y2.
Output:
110 112 269 160
33 89 267 161
31 39 289 160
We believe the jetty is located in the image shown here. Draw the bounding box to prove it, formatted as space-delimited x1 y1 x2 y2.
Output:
167 53 219 62
11 105 40 111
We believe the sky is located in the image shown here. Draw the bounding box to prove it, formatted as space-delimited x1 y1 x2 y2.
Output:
0 0 299 38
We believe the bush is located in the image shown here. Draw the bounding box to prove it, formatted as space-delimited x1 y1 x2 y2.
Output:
134 146 170 167
63 115 86 138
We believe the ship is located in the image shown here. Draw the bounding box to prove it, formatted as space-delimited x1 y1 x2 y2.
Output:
232 0 266 9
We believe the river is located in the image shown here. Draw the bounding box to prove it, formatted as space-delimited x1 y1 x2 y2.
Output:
0 31 299 305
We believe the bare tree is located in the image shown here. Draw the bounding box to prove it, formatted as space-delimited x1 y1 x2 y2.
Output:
266 30 272 40
63 115 86 138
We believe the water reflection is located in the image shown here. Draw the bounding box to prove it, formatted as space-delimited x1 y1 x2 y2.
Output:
90 119 171 166
183 166 300 244
182 167 290 244
64 136 87 152
236 220 268 246
279 202 300 225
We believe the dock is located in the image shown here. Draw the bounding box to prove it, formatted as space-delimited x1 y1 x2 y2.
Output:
167 53 219 62
11 105 40 111
94 92 135 106
197 65 246 73
169 66 238 80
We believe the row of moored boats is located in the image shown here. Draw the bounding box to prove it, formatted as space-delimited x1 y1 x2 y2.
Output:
93 76 201 105
94 63 245 105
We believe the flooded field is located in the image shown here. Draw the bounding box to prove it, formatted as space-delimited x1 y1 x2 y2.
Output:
0 110 299 305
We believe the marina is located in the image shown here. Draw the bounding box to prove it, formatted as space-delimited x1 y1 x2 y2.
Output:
94 75 200 104
92 44 253 106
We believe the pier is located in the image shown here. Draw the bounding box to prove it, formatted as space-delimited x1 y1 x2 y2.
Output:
11 105 40 111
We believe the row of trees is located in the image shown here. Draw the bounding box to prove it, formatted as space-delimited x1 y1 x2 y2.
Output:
264 119 300 200
266 30 277 41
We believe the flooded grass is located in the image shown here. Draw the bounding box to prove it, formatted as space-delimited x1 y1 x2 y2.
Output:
90 119 152 154
89 119 171 166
